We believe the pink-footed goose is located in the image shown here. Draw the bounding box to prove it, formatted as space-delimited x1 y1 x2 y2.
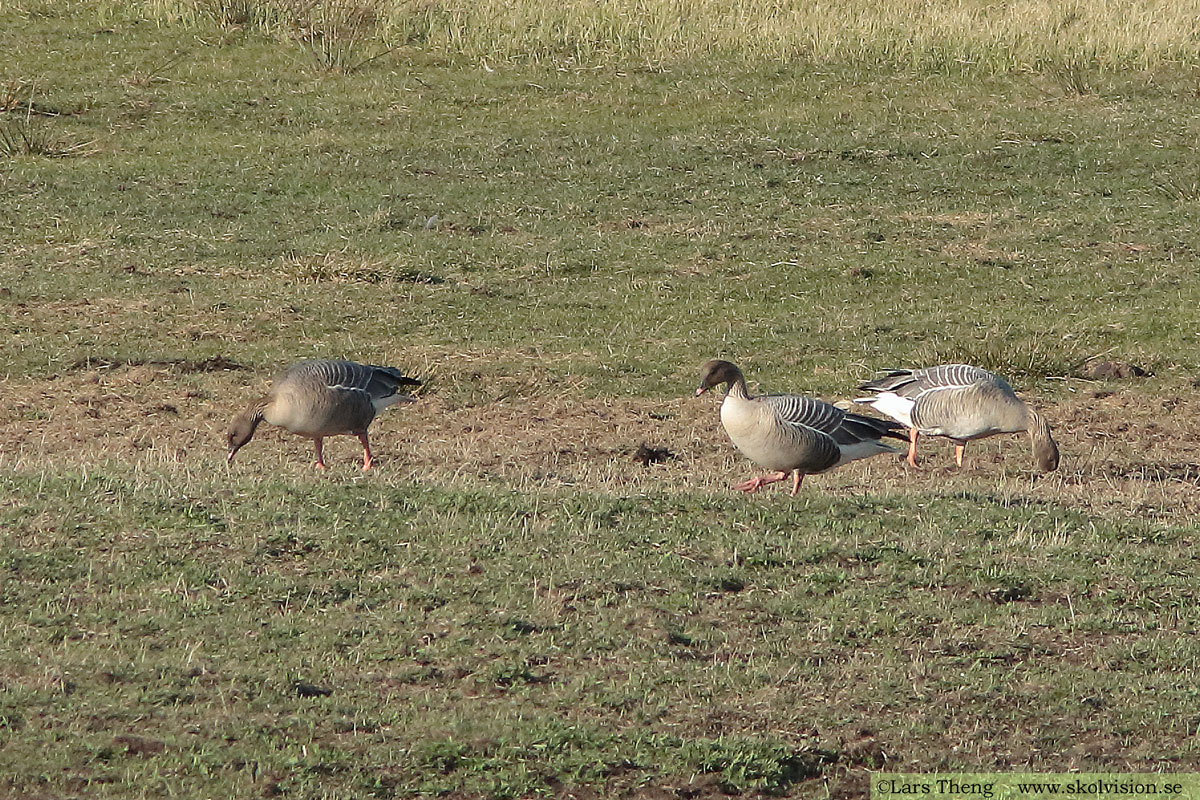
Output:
227 360 421 470
854 364 1059 472
696 360 905 495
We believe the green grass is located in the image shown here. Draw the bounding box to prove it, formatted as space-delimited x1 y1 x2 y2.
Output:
2 469 1197 797
2 7 1200 798
3 22 1198 394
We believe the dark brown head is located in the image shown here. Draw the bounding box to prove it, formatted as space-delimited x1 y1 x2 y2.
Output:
226 404 265 465
1027 410 1060 472
696 359 744 396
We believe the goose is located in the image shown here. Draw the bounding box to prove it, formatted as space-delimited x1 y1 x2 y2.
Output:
227 360 421 470
854 364 1059 472
696 359 905 495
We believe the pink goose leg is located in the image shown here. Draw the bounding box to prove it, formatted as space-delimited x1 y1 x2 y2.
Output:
906 428 920 467
732 471 789 493
357 432 374 471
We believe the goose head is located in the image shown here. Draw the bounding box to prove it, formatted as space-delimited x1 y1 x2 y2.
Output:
226 403 266 464
696 359 744 396
1027 410 1060 472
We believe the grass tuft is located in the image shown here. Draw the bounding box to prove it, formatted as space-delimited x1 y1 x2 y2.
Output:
688 738 838 794
281 253 447 285
0 81 93 158
1155 176 1200 202
0 113 93 158
0 79 35 113
123 50 190 87
295 0 395 73
908 334 1092 385
197 0 282 27
1046 54 1096 96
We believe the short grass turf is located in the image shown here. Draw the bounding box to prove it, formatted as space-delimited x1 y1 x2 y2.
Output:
2 10 1200 800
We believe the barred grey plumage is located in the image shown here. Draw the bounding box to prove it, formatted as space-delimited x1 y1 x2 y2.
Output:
279 360 419 411
757 393 847 434
862 364 1002 399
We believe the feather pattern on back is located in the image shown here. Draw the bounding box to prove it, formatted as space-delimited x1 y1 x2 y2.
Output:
265 360 420 437
758 393 847 434
859 364 1000 400
283 360 418 404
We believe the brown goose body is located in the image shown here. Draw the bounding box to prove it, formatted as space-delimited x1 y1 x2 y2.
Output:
227 360 421 470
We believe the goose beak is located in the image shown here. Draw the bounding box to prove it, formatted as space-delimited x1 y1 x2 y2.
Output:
226 447 238 465
695 386 707 397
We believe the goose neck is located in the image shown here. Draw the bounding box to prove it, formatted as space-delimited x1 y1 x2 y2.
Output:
726 374 751 400
247 396 270 426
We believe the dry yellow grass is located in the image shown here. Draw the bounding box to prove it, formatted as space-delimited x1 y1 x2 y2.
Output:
82 0 1200 70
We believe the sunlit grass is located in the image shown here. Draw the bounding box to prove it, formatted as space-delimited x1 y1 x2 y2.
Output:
73 0 1200 71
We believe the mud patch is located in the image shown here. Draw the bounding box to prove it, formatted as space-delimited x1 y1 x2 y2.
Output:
1085 361 1149 380
111 735 165 756
67 355 249 373
633 443 675 465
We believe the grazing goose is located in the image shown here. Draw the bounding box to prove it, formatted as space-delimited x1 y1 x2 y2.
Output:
854 364 1059 472
227 360 421 470
696 359 905 495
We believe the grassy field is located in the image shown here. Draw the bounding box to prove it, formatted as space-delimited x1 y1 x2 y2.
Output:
3 3 1200 799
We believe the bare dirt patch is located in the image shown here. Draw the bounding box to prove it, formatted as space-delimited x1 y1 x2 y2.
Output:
67 355 250 373
1 364 1196 523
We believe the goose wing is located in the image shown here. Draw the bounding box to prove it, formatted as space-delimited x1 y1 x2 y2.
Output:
859 364 997 400
284 360 421 408
758 393 846 435
358 363 423 402
833 412 906 445
756 393 903 468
